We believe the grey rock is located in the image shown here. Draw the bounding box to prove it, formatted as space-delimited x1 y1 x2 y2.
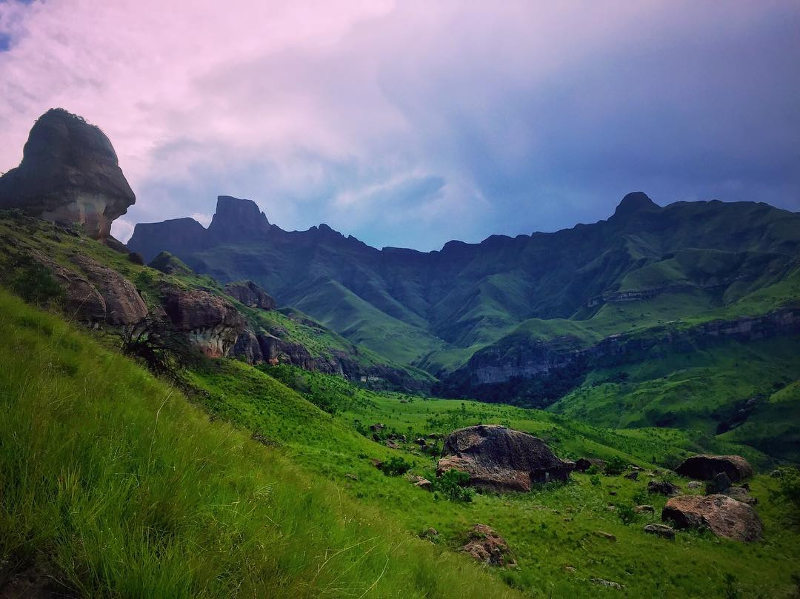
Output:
0 109 134 239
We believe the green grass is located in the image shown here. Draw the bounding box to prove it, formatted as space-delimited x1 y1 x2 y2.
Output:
549 337 800 463
0 289 521 598
188 363 800 598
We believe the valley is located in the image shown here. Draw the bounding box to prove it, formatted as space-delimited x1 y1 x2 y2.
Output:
0 108 798 598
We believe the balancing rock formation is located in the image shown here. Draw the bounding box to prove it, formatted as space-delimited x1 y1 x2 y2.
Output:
0 108 135 239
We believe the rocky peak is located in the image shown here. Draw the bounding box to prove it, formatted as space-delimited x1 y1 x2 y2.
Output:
612 192 659 219
208 195 270 241
0 108 135 239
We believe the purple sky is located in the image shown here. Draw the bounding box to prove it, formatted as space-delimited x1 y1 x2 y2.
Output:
1 1 798 250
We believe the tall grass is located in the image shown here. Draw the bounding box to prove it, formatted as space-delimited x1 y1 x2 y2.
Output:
0 290 520 598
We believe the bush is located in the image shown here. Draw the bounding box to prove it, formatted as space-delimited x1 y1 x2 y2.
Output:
605 455 628 476
378 456 412 477
9 257 63 306
433 470 474 502
617 504 636 525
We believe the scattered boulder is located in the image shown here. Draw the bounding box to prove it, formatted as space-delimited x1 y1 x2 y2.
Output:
662 494 763 542
593 531 616 542
461 524 515 567
648 480 680 496
686 481 703 490
0 108 135 239
411 476 432 490
624 471 639 481
591 578 623 590
675 454 753 482
634 505 655 514
224 280 276 310
161 286 245 357
436 425 572 492
644 523 675 539
575 457 605 473
705 472 732 494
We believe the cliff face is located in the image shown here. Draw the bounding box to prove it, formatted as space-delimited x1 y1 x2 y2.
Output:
0 109 135 239
447 308 800 394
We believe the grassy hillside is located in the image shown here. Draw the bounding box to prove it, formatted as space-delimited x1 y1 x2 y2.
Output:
189 363 800 598
0 212 426 385
2 286 799 597
0 289 520 598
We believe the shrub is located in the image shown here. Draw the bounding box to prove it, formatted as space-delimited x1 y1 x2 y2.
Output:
9 257 63 306
378 456 412 477
617 504 636 524
433 470 474 502
605 455 628 476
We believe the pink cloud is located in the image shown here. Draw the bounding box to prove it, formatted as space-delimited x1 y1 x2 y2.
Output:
0 1 797 248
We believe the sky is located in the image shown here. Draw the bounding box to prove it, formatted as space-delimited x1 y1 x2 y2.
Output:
0 1 798 250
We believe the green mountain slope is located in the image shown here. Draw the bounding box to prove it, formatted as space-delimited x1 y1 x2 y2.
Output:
2 249 799 597
128 194 800 377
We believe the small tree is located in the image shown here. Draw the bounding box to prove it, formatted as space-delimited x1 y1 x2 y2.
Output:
117 317 198 382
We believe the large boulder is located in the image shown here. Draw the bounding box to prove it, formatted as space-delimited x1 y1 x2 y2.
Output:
0 109 135 239
161 287 245 357
30 250 147 326
71 255 147 325
675 455 754 482
225 280 276 310
662 494 763 542
31 251 106 322
436 425 572 492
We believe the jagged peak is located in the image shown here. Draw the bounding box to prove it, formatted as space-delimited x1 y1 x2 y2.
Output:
208 195 270 240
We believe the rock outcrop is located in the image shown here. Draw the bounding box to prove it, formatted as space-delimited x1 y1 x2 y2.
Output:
30 251 146 325
460 524 515 567
32 252 106 322
161 287 245 357
662 494 762 542
675 455 754 482
0 109 135 239
232 329 264 364
71 255 147 325
643 523 675 539
436 425 572 492
455 308 800 389
225 280 276 310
